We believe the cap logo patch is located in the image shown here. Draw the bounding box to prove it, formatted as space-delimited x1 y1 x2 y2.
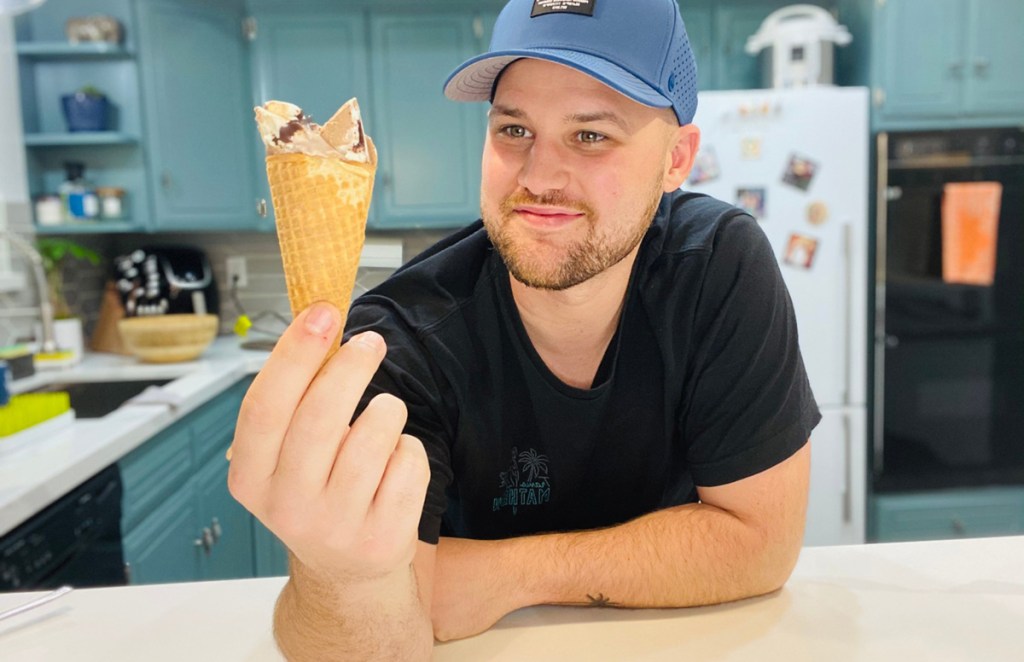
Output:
531 0 596 18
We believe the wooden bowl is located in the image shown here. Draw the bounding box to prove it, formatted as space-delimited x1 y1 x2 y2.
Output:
117 314 219 363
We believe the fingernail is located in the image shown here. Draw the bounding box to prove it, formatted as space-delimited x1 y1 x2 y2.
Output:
305 304 336 335
225 446 233 461
352 331 385 352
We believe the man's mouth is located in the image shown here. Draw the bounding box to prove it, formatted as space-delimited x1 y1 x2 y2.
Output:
513 205 585 228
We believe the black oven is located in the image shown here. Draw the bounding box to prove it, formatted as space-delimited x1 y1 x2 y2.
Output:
874 128 1024 492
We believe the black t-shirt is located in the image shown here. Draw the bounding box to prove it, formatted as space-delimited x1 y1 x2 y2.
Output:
345 191 820 545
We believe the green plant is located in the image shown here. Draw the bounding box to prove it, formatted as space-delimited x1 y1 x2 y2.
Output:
35 238 102 319
77 84 106 98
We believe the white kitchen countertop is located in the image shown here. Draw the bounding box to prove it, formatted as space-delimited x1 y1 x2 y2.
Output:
0 535 1021 661
0 337 271 537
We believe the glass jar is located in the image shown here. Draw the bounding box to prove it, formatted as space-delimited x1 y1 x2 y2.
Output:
96 187 127 220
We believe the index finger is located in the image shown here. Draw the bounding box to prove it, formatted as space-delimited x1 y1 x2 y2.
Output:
227 302 340 475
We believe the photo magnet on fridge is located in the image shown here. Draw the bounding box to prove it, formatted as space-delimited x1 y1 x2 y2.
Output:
782 153 818 191
807 201 829 226
688 146 721 185
741 137 763 160
736 187 766 219
783 233 819 270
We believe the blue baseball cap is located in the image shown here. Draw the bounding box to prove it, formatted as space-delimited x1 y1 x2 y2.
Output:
444 0 698 125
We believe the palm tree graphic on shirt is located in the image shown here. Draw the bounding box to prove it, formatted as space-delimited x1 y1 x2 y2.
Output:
518 448 549 485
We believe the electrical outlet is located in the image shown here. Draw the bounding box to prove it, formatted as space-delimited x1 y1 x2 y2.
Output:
226 256 248 288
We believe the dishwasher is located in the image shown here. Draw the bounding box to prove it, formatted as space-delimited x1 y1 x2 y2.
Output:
0 465 126 590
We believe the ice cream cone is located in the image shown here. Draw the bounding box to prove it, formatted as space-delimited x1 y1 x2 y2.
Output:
265 138 377 355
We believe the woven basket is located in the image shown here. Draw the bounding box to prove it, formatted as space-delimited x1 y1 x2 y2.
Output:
117 314 218 363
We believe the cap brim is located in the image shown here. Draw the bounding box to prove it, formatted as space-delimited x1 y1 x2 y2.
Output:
444 48 673 111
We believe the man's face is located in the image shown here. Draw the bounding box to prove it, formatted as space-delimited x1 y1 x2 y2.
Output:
481 58 681 291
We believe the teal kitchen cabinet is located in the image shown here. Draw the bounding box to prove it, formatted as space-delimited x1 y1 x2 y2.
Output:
871 488 1024 543
253 521 288 577
369 12 486 229
712 5 771 91
678 6 713 91
248 10 372 231
843 0 1024 129
14 0 150 234
136 0 259 231
120 376 256 585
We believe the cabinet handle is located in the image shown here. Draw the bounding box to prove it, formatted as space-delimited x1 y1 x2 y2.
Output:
161 171 173 191
951 518 966 536
123 562 132 584
211 517 222 543
948 61 965 77
194 527 214 554
973 57 990 75
256 198 268 217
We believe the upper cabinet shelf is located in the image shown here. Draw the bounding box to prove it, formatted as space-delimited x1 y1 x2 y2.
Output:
16 42 134 60
24 132 139 147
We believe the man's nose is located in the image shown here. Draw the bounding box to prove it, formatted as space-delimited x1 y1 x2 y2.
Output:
517 138 570 195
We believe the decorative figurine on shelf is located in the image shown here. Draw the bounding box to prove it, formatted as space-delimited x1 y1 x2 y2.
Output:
60 85 110 132
65 15 123 44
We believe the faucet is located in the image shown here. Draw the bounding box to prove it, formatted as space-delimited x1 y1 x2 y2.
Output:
2 231 58 354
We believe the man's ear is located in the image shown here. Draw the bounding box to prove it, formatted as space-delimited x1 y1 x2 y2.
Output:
663 124 701 192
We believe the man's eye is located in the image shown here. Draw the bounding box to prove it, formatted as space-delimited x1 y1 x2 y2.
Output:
500 125 530 139
578 131 606 144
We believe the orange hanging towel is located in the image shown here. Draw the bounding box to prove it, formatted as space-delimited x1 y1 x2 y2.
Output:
941 182 1002 285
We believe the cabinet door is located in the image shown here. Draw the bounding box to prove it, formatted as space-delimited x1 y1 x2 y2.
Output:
874 0 965 119
369 12 484 229
249 11 371 229
713 5 768 91
679 6 714 91
123 487 201 585
962 0 1024 116
195 450 255 581
253 520 289 577
805 408 866 546
138 0 258 230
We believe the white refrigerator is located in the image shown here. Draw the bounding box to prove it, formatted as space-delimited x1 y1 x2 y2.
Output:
687 87 869 545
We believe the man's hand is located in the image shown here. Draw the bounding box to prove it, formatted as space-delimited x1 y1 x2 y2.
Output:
227 302 430 584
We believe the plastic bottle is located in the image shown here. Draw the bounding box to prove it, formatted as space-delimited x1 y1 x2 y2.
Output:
60 161 99 221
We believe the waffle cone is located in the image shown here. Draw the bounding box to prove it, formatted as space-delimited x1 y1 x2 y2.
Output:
266 138 377 353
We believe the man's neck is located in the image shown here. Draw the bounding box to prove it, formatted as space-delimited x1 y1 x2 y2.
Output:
509 244 640 389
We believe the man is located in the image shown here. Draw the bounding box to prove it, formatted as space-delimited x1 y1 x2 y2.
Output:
228 0 818 659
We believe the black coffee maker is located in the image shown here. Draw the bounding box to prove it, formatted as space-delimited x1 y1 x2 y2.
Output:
114 246 219 317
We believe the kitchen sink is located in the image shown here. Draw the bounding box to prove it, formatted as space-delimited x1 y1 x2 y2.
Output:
27 379 173 419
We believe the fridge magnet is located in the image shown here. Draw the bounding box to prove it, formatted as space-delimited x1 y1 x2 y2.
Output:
741 137 763 160
782 153 818 191
783 233 819 270
736 187 766 218
688 146 721 185
807 201 829 226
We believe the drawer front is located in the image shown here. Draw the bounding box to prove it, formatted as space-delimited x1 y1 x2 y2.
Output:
873 490 1024 542
119 423 192 530
189 377 251 465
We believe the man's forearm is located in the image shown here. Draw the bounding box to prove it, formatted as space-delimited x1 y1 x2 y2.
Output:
445 501 802 617
529 501 802 608
274 559 433 661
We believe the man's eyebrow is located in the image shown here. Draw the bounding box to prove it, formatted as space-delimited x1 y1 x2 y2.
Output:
489 104 525 119
566 111 631 132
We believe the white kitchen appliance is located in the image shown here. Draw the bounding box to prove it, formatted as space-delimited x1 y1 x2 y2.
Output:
687 87 869 545
745 5 851 88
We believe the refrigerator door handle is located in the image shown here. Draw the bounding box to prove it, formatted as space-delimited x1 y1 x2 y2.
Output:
873 132 889 478
842 411 853 524
842 221 853 407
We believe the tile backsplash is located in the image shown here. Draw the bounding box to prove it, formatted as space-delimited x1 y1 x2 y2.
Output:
0 226 454 349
